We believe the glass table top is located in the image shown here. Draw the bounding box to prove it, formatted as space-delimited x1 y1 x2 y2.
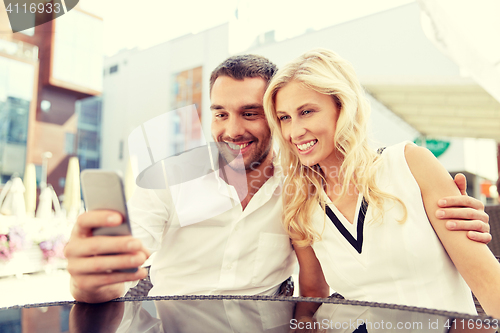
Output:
0 295 498 333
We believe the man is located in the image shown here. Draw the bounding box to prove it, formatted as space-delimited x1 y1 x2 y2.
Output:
64 55 490 303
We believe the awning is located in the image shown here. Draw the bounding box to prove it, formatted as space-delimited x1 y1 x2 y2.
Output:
365 82 500 141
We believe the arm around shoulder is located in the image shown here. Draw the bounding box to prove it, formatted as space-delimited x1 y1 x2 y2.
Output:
405 144 500 318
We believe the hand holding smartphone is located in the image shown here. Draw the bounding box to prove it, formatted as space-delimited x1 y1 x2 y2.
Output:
80 170 138 273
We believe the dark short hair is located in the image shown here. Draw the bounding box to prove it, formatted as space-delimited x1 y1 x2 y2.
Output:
209 54 278 94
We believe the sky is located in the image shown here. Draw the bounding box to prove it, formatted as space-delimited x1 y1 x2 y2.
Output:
78 0 414 56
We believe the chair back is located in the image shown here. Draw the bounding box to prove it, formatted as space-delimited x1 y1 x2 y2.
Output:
124 266 153 297
485 205 500 256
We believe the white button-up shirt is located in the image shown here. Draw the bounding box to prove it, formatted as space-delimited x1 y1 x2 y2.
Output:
117 299 294 333
126 151 296 296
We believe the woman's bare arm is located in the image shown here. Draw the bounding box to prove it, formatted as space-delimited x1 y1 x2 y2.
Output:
294 245 330 298
405 144 500 318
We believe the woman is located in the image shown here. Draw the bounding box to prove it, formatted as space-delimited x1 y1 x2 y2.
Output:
263 48 500 317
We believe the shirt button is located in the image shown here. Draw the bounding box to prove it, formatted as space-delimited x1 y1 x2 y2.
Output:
225 264 232 270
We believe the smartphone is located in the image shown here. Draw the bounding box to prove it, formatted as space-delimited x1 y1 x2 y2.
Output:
80 169 137 272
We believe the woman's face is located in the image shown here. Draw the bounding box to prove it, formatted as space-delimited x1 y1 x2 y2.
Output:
275 80 340 168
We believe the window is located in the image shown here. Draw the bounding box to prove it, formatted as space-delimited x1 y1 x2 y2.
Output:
65 133 75 154
109 65 118 74
79 100 101 126
81 158 99 169
0 58 35 182
52 11 103 92
76 96 102 172
0 309 21 332
78 130 99 151
6 97 30 144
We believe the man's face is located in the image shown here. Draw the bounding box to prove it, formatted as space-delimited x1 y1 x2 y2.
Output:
210 76 272 171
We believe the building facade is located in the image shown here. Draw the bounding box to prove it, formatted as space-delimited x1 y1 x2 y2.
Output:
100 3 498 200
0 4 103 196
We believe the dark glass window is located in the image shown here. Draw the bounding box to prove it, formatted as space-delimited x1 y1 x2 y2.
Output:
65 133 75 154
6 97 30 144
0 308 21 333
60 305 71 332
79 99 101 127
78 129 99 151
76 96 102 172
80 158 99 169
109 65 118 74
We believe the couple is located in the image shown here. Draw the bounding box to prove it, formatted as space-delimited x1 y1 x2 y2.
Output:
65 50 494 315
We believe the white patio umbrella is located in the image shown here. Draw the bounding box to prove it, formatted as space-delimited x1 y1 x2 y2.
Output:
0 177 26 217
36 185 61 219
62 157 81 218
36 186 52 219
23 163 37 217
0 180 12 214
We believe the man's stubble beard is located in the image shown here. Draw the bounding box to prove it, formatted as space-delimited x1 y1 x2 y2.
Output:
217 139 272 173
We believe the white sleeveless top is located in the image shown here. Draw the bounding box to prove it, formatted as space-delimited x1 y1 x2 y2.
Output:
310 142 476 314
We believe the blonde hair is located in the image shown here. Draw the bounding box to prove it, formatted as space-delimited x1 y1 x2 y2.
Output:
263 48 407 247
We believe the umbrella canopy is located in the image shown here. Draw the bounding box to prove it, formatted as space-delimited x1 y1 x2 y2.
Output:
0 177 26 217
23 163 37 217
62 157 82 218
36 186 53 219
36 185 62 219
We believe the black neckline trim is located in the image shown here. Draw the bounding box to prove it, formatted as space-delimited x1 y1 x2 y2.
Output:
323 197 368 254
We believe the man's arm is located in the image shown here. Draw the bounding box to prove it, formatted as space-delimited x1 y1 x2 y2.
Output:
440 173 491 244
64 211 150 303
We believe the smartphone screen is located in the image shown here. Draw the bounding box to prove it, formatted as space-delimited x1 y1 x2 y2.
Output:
81 170 132 236
80 170 137 272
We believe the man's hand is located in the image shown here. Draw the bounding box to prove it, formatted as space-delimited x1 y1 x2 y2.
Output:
438 173 491 244
64 211 150 303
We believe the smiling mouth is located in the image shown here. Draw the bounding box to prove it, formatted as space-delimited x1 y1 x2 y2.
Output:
226 142 251 150
296 140 317 151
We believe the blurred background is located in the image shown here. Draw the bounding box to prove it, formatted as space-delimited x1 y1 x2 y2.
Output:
0 0 499 310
